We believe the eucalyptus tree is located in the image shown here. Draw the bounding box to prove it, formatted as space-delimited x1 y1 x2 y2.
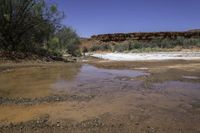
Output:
0 0 63 52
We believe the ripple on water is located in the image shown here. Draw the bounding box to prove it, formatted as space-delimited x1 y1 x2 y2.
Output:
0 64 148 98
52 64 149 92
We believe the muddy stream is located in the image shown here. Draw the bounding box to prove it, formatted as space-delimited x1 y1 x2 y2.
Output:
0 60 200 133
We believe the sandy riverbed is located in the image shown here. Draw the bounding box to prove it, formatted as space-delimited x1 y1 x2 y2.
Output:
90 52 200 61
0 59 200 133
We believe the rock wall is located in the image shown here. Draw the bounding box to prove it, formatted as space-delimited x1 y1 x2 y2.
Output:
91 31 200 42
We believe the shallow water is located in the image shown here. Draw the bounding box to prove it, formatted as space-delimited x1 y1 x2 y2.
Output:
0 61 200 132
52 64 148 93
154 81 200 90
0 64 81 98
0 64 147 98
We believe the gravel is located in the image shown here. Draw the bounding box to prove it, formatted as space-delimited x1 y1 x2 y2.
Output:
0 94 95 105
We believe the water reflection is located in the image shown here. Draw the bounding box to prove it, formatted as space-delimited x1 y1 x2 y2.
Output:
52 64 148 93
0 64 148 98
0 64 81 98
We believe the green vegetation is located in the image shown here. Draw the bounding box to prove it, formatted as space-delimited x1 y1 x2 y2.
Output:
48 27 81 57
89 44 112 52
89 37 200 52
0 0 81 59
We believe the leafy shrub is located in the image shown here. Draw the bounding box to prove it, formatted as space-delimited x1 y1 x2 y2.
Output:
47 26 81 57
114 43 131 52
48 37 60 51
0 0 63 52
88 37 200 52
89 44 112 51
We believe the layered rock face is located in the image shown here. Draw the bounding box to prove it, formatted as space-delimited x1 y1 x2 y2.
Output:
91 31 200 42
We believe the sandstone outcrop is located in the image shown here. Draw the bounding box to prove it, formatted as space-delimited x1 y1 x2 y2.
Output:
91 31 200 42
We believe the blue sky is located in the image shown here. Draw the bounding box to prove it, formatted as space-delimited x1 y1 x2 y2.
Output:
56 0 200 37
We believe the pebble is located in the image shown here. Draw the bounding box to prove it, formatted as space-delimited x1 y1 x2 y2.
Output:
0 94 95 105
135 122 139 125
56 124 60 127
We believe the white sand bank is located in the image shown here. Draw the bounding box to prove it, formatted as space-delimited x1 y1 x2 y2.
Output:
90 52 200 61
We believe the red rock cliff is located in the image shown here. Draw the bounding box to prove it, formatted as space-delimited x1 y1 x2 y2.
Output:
91 31 200 42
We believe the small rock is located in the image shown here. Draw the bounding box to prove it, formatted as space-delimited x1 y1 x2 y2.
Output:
56 122 60 127
36 120 40 124
56 124 60 127
135 122 139 125
56 98 60 101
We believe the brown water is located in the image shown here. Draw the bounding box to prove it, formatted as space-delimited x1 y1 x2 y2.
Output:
0 64 147 98
0 61 200 133
52 64 149 94
0 64 81 98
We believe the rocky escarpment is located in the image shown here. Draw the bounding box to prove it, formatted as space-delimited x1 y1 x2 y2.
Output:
91 31 200 42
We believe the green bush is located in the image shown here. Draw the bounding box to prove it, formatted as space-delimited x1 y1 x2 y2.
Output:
46 26 81 57
89 44 112 51
114 43 130 52
88 37 200 52
0 0 63 53
133 42 144 49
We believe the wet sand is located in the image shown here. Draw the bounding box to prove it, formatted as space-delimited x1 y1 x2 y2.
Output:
0 60 200 133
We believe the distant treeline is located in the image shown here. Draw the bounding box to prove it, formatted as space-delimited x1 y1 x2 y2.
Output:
0 0 81 58
89 37 200 52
